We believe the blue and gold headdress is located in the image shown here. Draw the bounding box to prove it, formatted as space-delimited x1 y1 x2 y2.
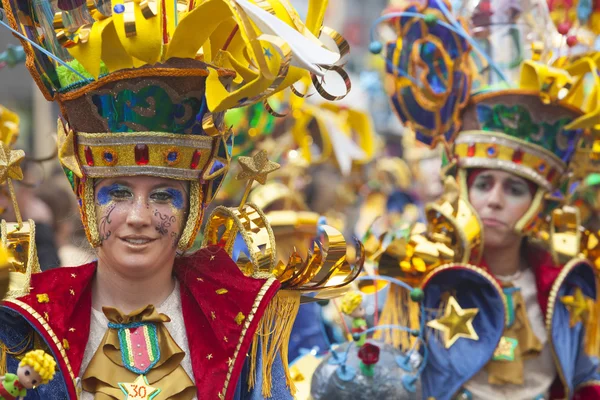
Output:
370 0 600 235
0 0 350 250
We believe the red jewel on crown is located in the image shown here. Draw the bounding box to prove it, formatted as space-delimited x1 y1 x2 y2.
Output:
512 148 524 164
190 150 202 169
135 144 150 165
84 146 94 166
467 143 475 157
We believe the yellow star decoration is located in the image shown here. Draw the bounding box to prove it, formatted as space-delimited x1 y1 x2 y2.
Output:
57 122 83 178
236 150 280 185
427 296 480 349
234 312 246 325
0 143 24 184
119 375 160 400
561 287 591 327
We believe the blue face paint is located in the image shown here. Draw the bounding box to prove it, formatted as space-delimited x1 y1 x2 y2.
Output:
165 188 185 210
96 183 126 205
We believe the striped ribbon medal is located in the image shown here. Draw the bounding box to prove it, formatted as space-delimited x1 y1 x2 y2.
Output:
109 322 162 399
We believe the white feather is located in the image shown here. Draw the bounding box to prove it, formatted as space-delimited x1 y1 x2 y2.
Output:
233 0 340 76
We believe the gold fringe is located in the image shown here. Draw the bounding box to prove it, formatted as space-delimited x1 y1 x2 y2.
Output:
373 285 420 351
584 275 600 358
249 290 301 398
0 331 34 375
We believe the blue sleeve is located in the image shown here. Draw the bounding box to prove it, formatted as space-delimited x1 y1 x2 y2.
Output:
233 340 294 400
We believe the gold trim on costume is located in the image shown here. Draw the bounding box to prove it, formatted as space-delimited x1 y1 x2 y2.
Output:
221 277 277 400
82 178 100 247
5 299 75 383
455 130 566 191
177 181 203 251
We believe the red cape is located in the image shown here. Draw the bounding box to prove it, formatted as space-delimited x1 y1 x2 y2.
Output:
2 246 279 400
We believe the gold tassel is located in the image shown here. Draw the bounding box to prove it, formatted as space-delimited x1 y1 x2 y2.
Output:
249 290 301 398
584 276 600 358
0 331 34 375
0 341 7 376
373 285 420 351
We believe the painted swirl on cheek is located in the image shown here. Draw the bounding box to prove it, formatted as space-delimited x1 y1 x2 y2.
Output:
154 209 177 237
98 204 116 243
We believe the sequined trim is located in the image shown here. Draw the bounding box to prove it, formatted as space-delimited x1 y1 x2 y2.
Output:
544 257 593 399
77 132 213 148
81 166 203 180
4 299 76 382
83 179 101 247
458 157 553 191
177 180 203 251
221 277 277 399
457 131 565 168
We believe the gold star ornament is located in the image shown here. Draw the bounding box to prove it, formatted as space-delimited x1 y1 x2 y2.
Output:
236 150 280 209
236 149 280 185
119 375 160 400
561 287 591 327
427 296 480 349
0 142 24 184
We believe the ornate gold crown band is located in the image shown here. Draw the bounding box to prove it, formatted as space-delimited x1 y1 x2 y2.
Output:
455 131 566 191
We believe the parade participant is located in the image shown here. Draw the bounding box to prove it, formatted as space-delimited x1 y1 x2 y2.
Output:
0 0 356 398
369 0 600 398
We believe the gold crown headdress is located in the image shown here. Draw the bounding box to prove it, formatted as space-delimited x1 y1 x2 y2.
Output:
1 0 350 251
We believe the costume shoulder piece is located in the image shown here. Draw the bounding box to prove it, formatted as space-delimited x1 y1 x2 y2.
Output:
202 179 364 397
0 263 96 398
173 246 280 400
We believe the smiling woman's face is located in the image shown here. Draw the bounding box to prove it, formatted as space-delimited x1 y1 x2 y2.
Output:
94 176 189 278
468 169 534 250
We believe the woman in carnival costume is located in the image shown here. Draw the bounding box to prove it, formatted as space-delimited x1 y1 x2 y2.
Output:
0 0 361 399
366 0 600 398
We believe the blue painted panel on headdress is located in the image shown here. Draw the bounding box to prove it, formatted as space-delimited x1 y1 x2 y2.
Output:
91 85 207 134
421 266 506 400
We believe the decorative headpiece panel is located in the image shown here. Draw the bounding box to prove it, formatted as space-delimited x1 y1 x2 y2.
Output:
455 90 583 190
382 0 472 147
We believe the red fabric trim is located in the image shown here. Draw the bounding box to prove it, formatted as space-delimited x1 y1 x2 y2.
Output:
477 246 560 316
0 384 17 400
7 263 96 377
574 384 600 399
175 246 281 400
4 248 281 400
530 250 561 317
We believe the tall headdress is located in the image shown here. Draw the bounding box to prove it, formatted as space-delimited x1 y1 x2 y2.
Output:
370 0 600 236
0 0 350 250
